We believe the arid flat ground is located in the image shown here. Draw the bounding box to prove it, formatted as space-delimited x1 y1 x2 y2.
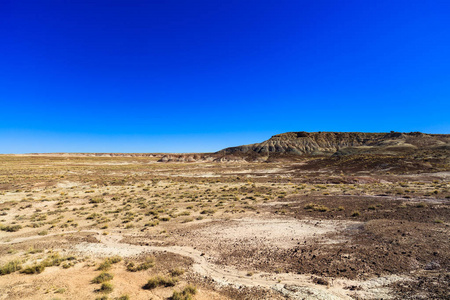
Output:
0 155 449 299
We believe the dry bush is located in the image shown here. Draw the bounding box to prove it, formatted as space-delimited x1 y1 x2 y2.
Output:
126 256 155 272
143 275 178 289
171 285 197 300
92 272 114 283
0 260 22 275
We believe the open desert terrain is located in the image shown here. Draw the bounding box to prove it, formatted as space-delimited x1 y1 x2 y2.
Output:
4 0 449 298
0 132 449 300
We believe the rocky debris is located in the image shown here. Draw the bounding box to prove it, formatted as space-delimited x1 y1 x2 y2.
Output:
273 284 344 300
424 261 441 270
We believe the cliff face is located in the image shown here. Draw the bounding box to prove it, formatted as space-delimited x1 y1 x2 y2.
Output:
219 131 450 156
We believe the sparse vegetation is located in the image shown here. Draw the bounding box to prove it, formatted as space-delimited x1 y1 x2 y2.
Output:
169 268 185 277
98 282 113 293
0 224 22 232
21 263 45 274
20 253 76 275
92 272 114 283
143 275 178 289
0 260 22 275
90 197 105 204
304 203 330 212
0 151 448 299
351 210 361 217
171 285 197 300
97 256 122 271
126 256 155 272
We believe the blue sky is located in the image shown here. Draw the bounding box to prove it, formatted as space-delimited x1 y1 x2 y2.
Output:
1 0 449 153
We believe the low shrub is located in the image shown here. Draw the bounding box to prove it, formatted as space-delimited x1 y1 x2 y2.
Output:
0 224 22 232
304 203 315 209
90 197 104 204
143 275 178 289
351 210 361 217
21 264 45 274
126 256 154 272
303 203 329 212
0 260 22 275
20 253 76 275
92 272 114 283
171 285 197 300
169 268 185 277
200 209 215 215
97 256 122 271
99 282 113 293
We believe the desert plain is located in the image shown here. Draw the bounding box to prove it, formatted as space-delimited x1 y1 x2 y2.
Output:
0 148 449 299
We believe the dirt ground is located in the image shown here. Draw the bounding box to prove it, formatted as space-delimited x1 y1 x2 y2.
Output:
0 155 449 299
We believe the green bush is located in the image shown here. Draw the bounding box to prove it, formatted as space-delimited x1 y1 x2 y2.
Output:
351 210 361 217
41 253 76 267
0 260 22 275
169 268 185 277
108 256 122 264
97 256 122 271
145 220 159 227
304 203 315 209
126 256 154 272
90 197 105 204
172 285 197 300
99 282 113 293
21 264 45 274
92 272 114 283
97 260 112 271
20 253 76 275
303 203 329 212
0 224 22 232
143 275 178 289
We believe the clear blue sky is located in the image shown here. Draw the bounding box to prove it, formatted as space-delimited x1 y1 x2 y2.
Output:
1 0 449 153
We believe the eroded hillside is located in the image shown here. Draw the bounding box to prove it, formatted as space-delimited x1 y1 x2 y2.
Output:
220 131 450 156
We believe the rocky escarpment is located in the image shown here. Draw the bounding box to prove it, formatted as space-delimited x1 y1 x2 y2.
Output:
219 131 450 156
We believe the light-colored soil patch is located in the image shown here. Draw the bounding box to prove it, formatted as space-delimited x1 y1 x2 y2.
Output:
69 229 407 300
191 217 352 248
56 181 85 188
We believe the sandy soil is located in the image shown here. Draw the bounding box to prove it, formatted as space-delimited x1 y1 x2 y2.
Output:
0 155 449 299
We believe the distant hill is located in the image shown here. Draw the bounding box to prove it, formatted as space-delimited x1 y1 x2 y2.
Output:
218 131 450 156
